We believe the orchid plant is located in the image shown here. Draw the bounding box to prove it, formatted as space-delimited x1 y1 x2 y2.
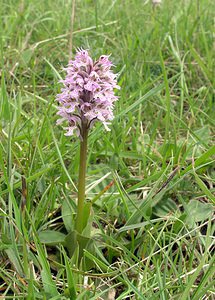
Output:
57 49 119 235
39 49 119 262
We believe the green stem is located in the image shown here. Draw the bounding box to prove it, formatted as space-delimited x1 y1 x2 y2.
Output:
75 123 88 234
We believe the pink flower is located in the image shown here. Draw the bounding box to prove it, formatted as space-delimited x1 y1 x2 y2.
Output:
56 49 120 138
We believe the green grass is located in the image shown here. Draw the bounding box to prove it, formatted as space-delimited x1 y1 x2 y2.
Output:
0 0 214 299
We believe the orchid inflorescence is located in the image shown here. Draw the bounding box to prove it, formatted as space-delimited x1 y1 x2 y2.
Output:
56 49 120 139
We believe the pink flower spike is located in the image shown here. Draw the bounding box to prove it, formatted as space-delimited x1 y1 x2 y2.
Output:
56 49 120 139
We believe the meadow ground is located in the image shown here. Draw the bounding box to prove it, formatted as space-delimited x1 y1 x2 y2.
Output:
0 0 214 299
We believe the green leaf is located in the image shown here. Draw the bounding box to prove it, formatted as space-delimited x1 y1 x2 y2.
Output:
44 58 63 80
180 220 212 300
64 231 78 258
181 145 215 175
65 230 94 265
38 230 66 246
61 199 74 233
84 250 109 273
192 255 215 300
193 172 215 204
172 213 187 234
153 197 178 217
28 212 59 297
186 200 213 223
82 202 93 235
177 126 211 158
188 42 213 83
48 119 77 191
116 74 179 119
118 218 164 233
5 248 24 275
61 248 76 299
21 48 34 65
0 71 10 121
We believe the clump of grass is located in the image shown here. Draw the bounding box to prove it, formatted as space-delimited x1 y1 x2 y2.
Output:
0 0 214 299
